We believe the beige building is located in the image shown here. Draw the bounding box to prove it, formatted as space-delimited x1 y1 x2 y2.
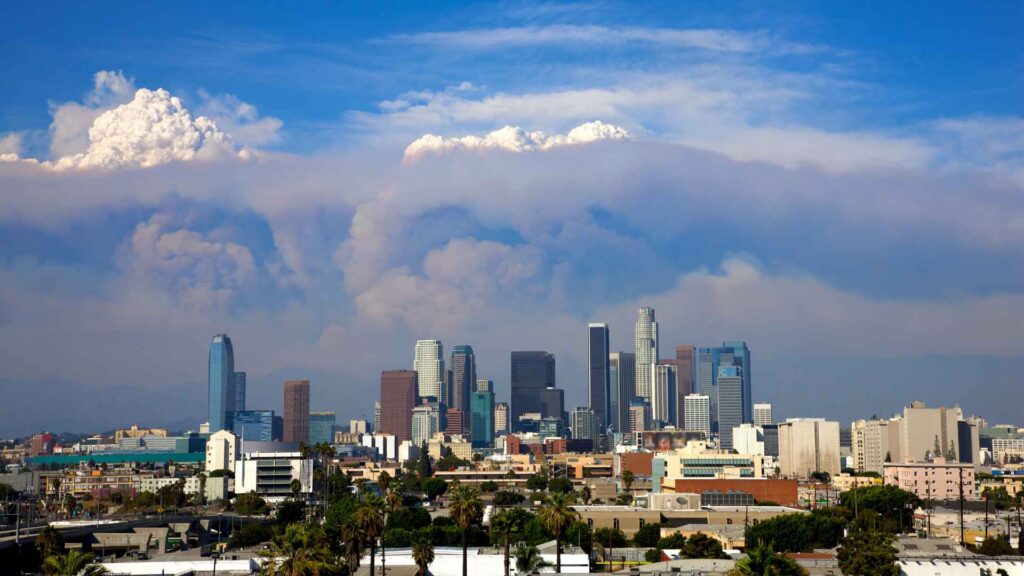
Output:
427 433 472 461
852 418 904 474
778 419 840 479
114 425 168 442
205 430 238 473
830 473 883 492
883 458 975 500
901 402 960 463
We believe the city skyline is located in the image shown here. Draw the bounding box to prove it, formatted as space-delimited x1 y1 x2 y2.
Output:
1 3 1022 436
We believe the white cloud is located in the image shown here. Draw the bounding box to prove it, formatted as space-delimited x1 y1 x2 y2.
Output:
49 88 244 170
48 70 136 159
123 212 257 311
392 25 783 54
403 120 630 161
197 91 284 147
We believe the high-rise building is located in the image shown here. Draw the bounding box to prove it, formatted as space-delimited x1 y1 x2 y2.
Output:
475 379 493 393
208 334 235 432
753 403 773 426
231 371 247 414
412 404 441 445
651 364 678 426
283 380 310 444
608 352 636 435
661 346 694 426
350 419 369 435
684 394 711 439
470 390 495 448
449 345 475 409
445 407 465 436
570 407 595 441
732 423 765 456
413 339 445 402
852 418 902 474
588 323 611 434
716 366 744 451
901 401 960 462
510 351 555 431
540 386 565 425
380 371 417 442
696 342 753 432
628 400 651 434
494 402 509 436
309 412 336 445
373 401 381 433
778 418 840 478
634 308 658 400
233 410 276 442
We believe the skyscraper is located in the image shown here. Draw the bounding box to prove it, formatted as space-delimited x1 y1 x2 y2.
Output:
588 323 610 433
570 407 595 441
470 389 495 448
510 351 555 431
380 370 417 442
608 352 636 435
684 394 711 439
696 342 753 432
494 402 509 436
778 418 840 478
634 308 658 400
753 403 773 426
674 346 696 396
413 339 444 402
540 386 565 425
283 379 310 444
628 400 650 434
208 334 235 432
449 345 476 425
233 410 275 442
412 403 441 445
309 412 336 445
476 379 493 393
651 364 678 426
231 371 247 414
716 366 743 451
722 342 752 423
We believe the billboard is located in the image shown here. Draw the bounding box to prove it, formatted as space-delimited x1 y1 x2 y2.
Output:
639 430 706 451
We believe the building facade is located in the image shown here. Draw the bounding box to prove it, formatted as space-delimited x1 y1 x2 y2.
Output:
571 407 595 442
510 351 555 431
778 418 840 478
608 351 636 435
412 404 441 445
629 400 651 434
716 366 744 451
753 403 772 426
883 458 976 500
232 410 276 442
651 363 678 426
380 370 417 442
283 379 310 444
684 395 711 439
470 390 495 448
634 307 658 400
208 334 235 432
494 402 509 436
588 323 611 434
449 345 476 421
413 339 445 402
308 412 336 445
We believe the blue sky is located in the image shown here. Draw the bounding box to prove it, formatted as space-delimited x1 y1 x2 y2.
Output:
0 1 1021 435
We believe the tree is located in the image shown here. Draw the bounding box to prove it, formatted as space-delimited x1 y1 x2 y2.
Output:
836 531 899 576
744 511 844 552
594 527 627 548
839 485 921 533
975 536 1015 556
449 484 483 576
548 477 573 494
417 442 432 477
679 533 728 559
537 492 580 573
632 523 663 547
290 478 302 498
490 508 534 576
229 523 274 548
258 523 334 576
565 521 592 553
421 477 448 501
526 475 549 492
729 544 807 576
412 533 435 576
382 484 404 576
514 543 550 574
234 491 269 516
580 486 592 505
644 548 662 562
480 480 499 493
622 470 635 494
43 551 108 576
353 497 386 576
0 483 17 500
275 498 307 525
35 525 65 559
387 506 431 531
1015 491 1024 556
493 491 525 506
656 533 687 549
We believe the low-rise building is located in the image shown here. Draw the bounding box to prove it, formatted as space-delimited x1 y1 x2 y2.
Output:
884 458 976 500
234 450 313 499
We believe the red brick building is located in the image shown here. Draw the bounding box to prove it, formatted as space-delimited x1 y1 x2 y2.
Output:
665 478 799 506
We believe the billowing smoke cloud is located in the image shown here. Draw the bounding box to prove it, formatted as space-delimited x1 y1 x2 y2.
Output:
50 88 244 170
403 120 631 161
48 70 137 159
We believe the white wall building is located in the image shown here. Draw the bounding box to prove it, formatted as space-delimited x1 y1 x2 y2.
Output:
234 451 313 499
205 429 238 473
412 404 440 445
753 403 773 426
732 424 765 456
413 339 445 402
778 418 840 479
362 433 397 460
651 364 677 425
683 395 711 439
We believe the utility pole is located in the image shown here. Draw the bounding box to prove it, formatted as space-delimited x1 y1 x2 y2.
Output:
984 491 989 540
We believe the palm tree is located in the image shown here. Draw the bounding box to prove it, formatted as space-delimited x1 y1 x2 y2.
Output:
490 508 531 576
412 534 435 576
514 543 549 574
353 496 386 576
622 470 635 495
43 551 107 576
449 484 483 576
381 485 404 576
258 524 333 576
537 492 579 573
729 544 807 576
580 486 592 505
36 525 65 560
